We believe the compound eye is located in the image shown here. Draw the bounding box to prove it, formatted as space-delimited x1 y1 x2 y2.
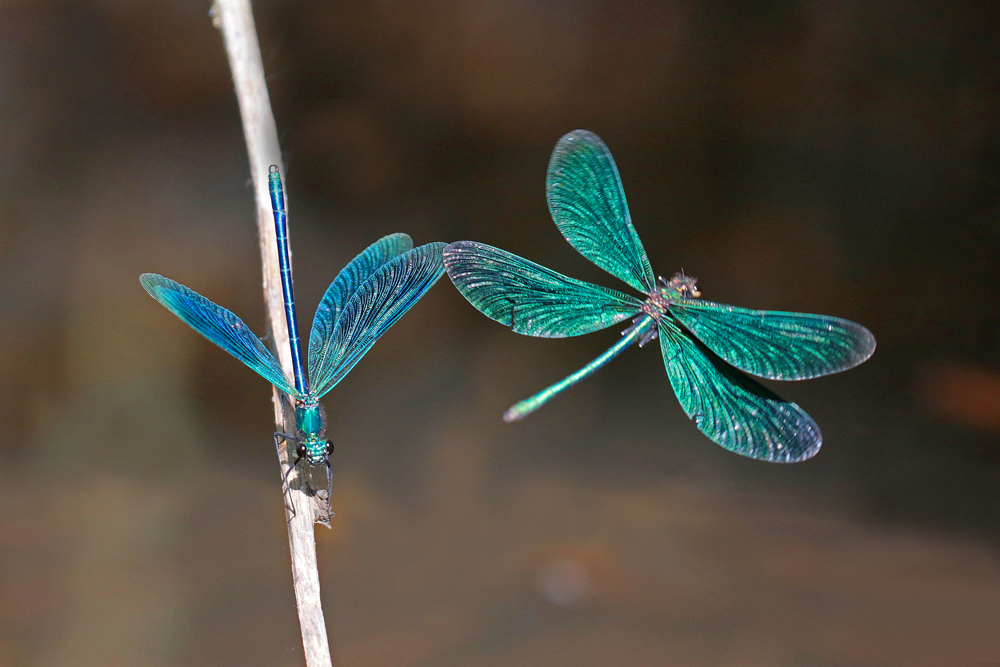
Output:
326 442 334 455
296 444 308 459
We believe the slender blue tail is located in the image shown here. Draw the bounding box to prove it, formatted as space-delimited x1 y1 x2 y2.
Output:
268 165 309 396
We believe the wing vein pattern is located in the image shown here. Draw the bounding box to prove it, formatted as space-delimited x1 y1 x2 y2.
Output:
443 241 643 338
546 130 655 292
668 301 876 380
309 233 413 390
658 319 821 462
310 242 447 398
140 273 300 398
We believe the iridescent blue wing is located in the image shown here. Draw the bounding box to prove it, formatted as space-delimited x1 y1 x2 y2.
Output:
443 241 643 338
547 130 656 293
668 300 876 380
658 319 821 463
308 233 413 390
139 273 301 399
309 243 447 399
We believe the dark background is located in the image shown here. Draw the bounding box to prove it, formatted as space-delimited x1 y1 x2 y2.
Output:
2 1 1000 665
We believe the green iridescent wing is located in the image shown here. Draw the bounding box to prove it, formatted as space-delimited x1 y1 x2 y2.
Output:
139 273 302 399
668 300 876 380
547 130 656 293
310 242 446 399
658 319 821 463
443 241 643 338
308 233 413 391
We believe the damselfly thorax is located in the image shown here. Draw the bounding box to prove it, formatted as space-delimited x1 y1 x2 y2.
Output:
629 273 705 346
292 399 331 466
642 273 702 321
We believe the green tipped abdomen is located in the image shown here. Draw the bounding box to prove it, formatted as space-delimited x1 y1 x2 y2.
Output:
504 316 655 421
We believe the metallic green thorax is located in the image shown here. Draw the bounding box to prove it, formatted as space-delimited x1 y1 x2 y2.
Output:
295 401 327 465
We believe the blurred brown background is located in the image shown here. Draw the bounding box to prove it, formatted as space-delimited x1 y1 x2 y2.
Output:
2 0 1000 665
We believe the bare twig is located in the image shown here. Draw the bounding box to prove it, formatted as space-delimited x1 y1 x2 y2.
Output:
213 1 333 665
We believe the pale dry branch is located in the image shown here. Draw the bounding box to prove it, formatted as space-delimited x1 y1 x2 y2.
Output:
213 1 333 665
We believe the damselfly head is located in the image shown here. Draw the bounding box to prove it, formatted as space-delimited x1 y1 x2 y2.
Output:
657 272 701 299
302 434 330 466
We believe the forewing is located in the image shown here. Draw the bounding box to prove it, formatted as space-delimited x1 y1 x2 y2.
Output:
443 241 642 338
310 243 446 398
140 273 300 398
546 130 656 292
309 233 413 388
668 300 876 380
659 320 821 462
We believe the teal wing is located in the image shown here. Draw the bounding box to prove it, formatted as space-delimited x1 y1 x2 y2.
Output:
308 233 413 390
658 320 821 463
546 130 656 293
140 273 301 398
443 241 643 338
668 300 876 380
309 243 446 399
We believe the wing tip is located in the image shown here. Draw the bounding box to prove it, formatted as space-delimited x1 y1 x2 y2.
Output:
686 395 824 464
139 272 163 288
774 432 823 463
548 130 610 177
827 321 877 375
139 272 179 300
385 231 414 249
719 429 823 464
560 128 603 145
766 411 823 463
797 438 823 462
856 324 878 365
